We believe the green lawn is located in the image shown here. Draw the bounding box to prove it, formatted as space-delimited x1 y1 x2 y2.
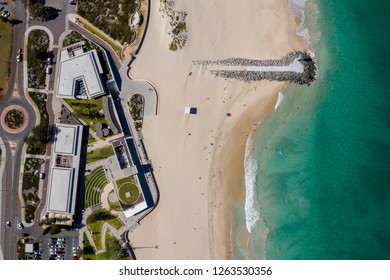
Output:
88 133 97 144
65 98 108 132
107 190 122 211
0 21 12 97
84 23 122 57
86 146 114 164
116 176 140 205
87 209 123 250
83 232 127 260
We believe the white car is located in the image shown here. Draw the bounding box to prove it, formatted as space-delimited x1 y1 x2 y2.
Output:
1 10 10 19
17 223 24 230
6 221 11 228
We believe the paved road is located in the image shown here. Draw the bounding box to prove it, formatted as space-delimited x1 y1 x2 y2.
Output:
0 1 37 260
28 0 73 45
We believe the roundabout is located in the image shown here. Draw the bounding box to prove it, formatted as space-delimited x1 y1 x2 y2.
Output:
0 104 30 134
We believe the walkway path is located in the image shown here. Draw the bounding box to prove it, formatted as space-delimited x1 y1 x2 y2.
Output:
120 64 158 116
208 59 304 73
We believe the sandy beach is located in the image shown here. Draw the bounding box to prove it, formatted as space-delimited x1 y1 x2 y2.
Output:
127 0 304 259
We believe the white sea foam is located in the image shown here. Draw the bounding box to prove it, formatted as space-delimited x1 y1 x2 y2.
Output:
288 0 314 56
274 91 284 111
244 135 260 233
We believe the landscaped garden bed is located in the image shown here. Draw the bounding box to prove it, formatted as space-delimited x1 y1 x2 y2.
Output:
128 94 144 131
25 92 49 155
5 109 25 129
27 30 49 89
22 157 45 223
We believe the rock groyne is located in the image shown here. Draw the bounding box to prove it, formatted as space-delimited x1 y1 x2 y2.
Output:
193 52 316 85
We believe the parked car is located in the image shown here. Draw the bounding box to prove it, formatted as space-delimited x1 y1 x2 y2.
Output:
46 57 52 65
39 173 45 179
45 66 52 75
0 5 4 12
70 0 77 5
17 223 24 230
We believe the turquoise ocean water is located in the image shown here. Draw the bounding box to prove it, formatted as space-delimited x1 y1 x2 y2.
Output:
233 0 390 259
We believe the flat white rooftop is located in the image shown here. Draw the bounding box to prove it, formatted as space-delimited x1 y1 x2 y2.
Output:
47 123 84 216
123 200 148 218
54 125 76 154
48 168 73 213
57 47 104 99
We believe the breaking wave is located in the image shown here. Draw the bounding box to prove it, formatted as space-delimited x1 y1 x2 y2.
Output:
244 135 260 233
274 91 285 111
289 0 314 56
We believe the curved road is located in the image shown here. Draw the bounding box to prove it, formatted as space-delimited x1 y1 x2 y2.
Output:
0 1 36 260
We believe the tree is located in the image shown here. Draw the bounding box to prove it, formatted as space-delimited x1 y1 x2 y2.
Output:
42 226 52 235
83 245 94 255
30 3 46 20
49 224 62 235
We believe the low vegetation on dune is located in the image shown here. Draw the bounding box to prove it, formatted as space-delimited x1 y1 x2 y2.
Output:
77 0 138 44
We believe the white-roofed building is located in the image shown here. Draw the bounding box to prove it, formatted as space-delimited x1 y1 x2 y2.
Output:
46 124 84 225
56 44 105 99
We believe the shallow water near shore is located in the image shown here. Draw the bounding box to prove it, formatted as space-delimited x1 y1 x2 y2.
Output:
233 0 390 259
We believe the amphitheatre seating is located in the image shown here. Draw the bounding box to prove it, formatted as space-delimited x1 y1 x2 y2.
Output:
84 166 108 209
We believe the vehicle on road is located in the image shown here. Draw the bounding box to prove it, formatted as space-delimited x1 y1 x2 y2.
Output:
39 173 45 179
17 49 23 61
46 66 52 75
70 0 77 5
1 10 10 18
6 221 11 228
17 223 24 230
0 5 4 12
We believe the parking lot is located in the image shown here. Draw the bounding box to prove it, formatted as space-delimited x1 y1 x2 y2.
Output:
40 233 79 260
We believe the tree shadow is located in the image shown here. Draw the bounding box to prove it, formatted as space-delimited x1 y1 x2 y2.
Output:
9 19 24 25
43 7 61 22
